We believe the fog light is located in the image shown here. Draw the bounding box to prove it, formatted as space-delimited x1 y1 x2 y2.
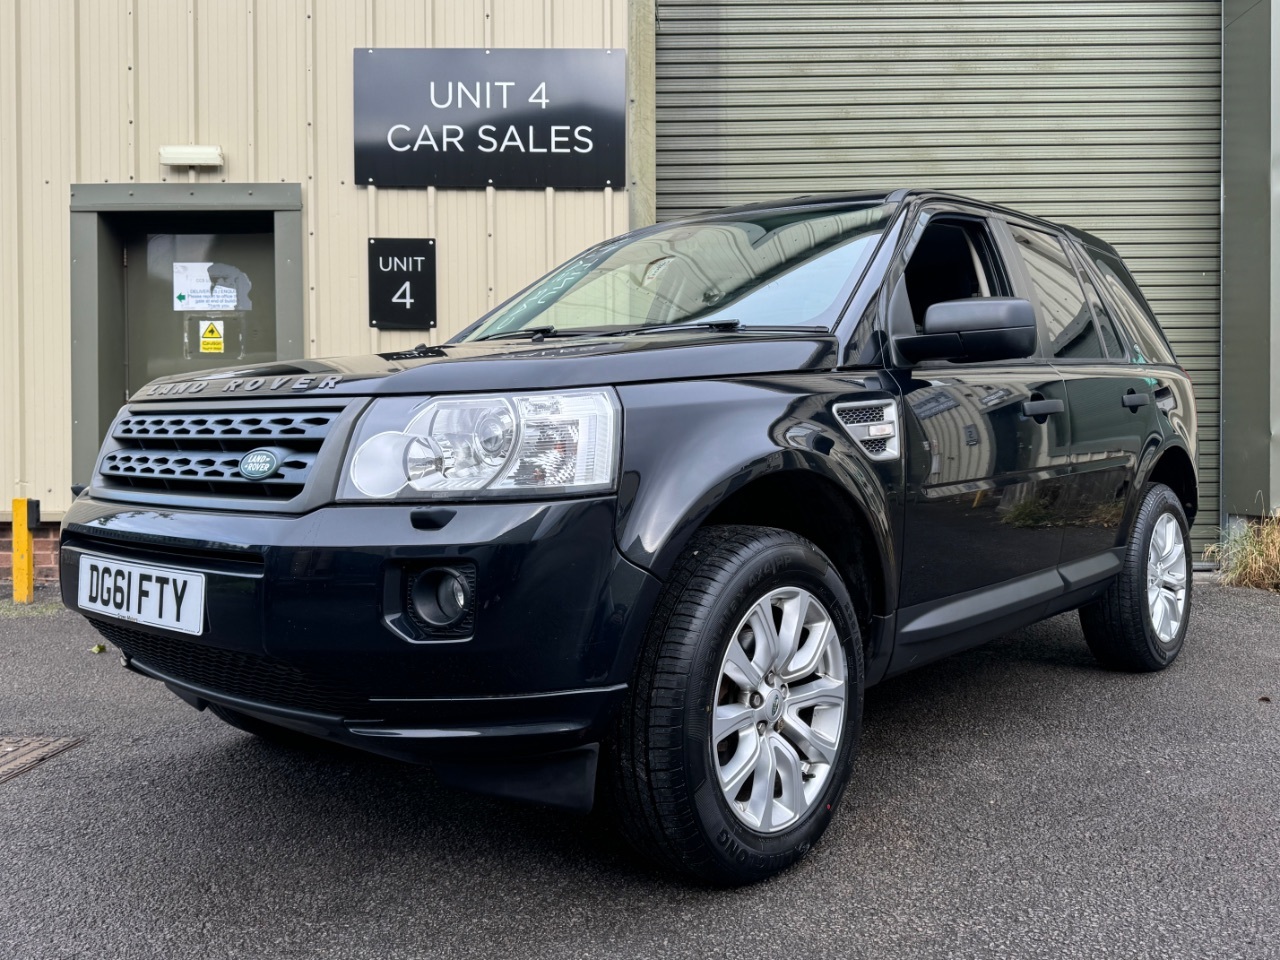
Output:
409 567 472 629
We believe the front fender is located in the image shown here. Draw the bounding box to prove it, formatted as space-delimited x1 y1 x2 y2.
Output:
614 377 902 596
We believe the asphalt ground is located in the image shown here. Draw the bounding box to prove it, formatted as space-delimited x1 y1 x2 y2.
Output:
1 581 1277 960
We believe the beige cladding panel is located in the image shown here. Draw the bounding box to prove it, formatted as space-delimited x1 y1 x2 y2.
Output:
76 1 132 183
0 0 632 518
312 0 368 361
134 0 192 184
428 189 490 344
194 0 252 184
0 1 21 513
7 1 78 513
254 3 309 183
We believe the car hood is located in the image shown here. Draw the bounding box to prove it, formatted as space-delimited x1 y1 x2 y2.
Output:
130 330 841 401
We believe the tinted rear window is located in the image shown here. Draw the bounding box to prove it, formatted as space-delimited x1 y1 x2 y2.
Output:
1082 244 1178 365
1010 225 1105 361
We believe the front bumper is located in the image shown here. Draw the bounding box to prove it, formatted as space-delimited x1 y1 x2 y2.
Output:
60 495 661 766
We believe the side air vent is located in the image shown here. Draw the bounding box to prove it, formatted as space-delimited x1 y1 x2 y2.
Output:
833 400 900 462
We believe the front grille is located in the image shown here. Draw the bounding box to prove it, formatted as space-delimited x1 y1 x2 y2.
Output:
89 619 370 716
98 408 343 500
101 450 315 487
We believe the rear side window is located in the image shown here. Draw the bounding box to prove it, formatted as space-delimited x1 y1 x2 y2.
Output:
1078 270 1127 359
1064 240 1127 359
1084 245 1178 365
1009 224 1105 361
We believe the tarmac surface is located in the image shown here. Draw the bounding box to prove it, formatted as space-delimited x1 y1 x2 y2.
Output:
1 580 1277 960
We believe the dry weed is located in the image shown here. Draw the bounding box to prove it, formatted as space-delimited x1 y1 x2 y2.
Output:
1203 511 1280 590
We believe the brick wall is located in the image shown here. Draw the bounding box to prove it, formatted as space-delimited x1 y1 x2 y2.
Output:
0 522 61 584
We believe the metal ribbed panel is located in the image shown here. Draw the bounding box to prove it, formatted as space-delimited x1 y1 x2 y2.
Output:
656 0 1221 549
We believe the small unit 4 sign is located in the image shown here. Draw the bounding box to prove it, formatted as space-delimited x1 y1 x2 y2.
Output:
368 238 437 330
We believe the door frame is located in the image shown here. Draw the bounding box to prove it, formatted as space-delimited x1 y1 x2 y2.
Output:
69 183 303 486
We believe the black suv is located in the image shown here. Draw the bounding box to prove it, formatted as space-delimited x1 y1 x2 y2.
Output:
61 190 1197 885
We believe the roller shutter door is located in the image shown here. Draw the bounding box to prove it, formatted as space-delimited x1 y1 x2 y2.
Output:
655 0 1221 551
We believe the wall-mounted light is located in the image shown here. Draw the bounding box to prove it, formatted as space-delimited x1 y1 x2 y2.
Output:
158 145 224 167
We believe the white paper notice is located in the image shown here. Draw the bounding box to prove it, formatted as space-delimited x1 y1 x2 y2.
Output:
173 262 251 311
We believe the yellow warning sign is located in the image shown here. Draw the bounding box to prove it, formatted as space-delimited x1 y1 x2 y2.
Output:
200 320 224 354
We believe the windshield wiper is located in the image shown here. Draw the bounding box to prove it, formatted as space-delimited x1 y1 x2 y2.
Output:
605 319 743 336
475 325 559 342
474 323 652 342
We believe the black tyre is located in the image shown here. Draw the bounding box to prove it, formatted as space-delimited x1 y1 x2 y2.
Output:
1079 482 1192 671
611 525 863 885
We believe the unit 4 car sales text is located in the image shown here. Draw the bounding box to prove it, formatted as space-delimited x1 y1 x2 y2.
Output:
385 81 597 155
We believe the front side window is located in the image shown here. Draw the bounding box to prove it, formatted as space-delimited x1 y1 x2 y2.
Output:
899 216 1008 332
464 203 895 339
1010 225 1104 361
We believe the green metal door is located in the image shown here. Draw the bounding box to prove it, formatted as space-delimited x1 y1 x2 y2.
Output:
123 215 277 394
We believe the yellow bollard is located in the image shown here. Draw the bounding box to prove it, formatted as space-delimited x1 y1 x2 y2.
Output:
12 498 34 604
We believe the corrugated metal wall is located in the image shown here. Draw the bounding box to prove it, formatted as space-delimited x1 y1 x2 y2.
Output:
0 0 630 519
655 0 1222 549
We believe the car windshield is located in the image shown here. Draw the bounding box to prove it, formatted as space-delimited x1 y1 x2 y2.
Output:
463 202 895 340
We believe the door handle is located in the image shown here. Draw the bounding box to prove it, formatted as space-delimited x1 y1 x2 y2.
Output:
1122 392 1150 409
1021 398 1064 417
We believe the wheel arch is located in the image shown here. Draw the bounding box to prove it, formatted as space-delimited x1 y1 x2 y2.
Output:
612 380 903 686
704 470 889 627
1144 443 1198 522
643 467 897 682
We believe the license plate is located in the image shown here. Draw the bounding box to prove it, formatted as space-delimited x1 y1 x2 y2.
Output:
77 554 206 636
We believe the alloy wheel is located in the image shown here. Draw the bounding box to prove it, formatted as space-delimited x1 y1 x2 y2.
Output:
711 586 848 833
1146 512 1188 643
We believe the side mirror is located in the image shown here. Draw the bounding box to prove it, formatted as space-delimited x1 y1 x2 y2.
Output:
895 297 1038 364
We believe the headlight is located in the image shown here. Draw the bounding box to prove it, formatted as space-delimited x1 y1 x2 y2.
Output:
339 389 620 500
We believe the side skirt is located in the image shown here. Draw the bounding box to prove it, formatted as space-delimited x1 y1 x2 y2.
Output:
885 549 1122 677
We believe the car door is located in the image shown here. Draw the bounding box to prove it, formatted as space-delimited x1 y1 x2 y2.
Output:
1003 221 1155 584
886 204 1072 669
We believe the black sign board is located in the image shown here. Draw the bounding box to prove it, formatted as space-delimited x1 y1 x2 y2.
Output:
368 238 436 330
354 48 626 189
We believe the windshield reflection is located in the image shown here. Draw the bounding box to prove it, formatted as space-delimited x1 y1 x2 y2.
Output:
465 202 895 340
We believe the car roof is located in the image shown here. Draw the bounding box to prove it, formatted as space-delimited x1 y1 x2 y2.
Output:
678 189 1110 251
673 190 901 218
